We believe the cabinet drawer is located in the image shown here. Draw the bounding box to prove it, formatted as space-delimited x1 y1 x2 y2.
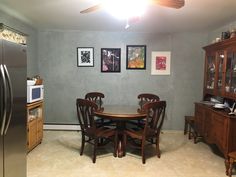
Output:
211 113 228 152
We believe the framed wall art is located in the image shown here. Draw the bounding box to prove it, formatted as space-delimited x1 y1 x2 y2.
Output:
77 47 94 67
101 48 121 72
126 45 146 69
151 51 171 75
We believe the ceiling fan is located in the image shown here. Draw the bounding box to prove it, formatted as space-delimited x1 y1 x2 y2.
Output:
80 0 185 14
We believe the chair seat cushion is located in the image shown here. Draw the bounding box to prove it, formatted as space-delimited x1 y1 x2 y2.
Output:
85 127 115 138
125 127 156 139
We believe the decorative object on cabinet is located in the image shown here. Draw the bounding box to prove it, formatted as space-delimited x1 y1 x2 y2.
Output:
27 101 44 152
77 47 94 67
151 51 171 75
0 23 27 44
101 48 121 72
126 45 146 69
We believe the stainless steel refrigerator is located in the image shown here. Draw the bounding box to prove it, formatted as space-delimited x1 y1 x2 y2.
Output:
0 38 27 177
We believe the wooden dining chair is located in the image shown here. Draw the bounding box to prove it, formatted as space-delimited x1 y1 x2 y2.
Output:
85 92 104 110
76 98 117 163
137 93 160 113
85 92 113 126
124 101 166 164
128 93 160 129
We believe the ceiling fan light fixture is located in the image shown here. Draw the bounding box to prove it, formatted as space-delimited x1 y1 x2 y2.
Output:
102 0 148 19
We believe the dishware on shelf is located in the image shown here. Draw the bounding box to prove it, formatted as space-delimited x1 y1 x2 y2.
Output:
213 103 225 109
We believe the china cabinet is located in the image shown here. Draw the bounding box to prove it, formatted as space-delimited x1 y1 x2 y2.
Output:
194 37 236 175
203 36 236 99
27 101 44 151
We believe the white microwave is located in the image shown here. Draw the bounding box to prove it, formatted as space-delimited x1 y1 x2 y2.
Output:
27 85 44 103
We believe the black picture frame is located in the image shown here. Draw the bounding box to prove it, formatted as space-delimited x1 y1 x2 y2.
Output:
101 48 121 72
77 47 94 67
126 45 146 70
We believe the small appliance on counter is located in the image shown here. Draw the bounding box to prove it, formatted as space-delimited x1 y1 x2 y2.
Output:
27 75 44 103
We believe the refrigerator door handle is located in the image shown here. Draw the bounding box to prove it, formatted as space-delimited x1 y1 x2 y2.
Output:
0 64 7 135
3 64 13 135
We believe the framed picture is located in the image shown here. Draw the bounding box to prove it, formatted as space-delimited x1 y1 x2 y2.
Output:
126 45 146 69
151 51 171 75
101 48 121 72
77 47 94 67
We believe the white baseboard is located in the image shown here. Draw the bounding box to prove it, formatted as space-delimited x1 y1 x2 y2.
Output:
43 124 80 131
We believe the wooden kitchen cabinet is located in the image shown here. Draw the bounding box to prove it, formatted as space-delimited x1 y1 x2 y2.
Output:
27 100 44 152
195 103 236 158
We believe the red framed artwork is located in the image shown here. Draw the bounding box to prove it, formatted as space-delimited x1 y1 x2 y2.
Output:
151 51 171 75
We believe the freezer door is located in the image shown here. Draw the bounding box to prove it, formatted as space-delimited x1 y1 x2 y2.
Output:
0 136 3 177
2 40 27 177
0 39 4 177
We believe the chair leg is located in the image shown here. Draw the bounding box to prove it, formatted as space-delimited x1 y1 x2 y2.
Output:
188 126 192 140
141 139 145 164
184 119 188 135
80 133 85 155
228 158 234 177
156 136 161 158
225 159 230 176
123 133 127 156
114 133 118 157
93 138 98 163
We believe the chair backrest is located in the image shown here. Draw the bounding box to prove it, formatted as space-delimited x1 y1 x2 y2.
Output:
85 92 105 110
143 101 166 136
76 98 98 131
137 93 160 112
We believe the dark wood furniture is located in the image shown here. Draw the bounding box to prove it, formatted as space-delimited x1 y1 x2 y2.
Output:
184 115 195 140
194 103 236 174
76 98 116 163
124 101 166 164
94 105 146 158
85 92 104 110
129 93 160 128
203 36 236 100
137 93 160 111
227 151 236 177
85 92 113 126
194 36 236 174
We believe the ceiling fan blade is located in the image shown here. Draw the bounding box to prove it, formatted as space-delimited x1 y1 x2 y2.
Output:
80 4 102 14
152 0 185 9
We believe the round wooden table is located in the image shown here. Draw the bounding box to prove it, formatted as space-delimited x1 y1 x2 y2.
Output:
94 105 146 158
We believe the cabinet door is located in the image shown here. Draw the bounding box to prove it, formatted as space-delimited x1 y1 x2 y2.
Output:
195 104 205 136
37 118 43 142
211 113 228 154
225 49 236 96
204 109 213 143
28 120 37 150
215 51 225 96
205 53 216 94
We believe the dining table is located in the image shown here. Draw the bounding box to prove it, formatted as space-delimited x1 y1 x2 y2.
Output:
94 105 146 158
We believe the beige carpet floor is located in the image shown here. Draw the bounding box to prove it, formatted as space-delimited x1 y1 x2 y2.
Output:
27 130 233 177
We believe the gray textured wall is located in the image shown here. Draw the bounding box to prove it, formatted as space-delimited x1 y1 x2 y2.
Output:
38 30 207 130
0 9 38 76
